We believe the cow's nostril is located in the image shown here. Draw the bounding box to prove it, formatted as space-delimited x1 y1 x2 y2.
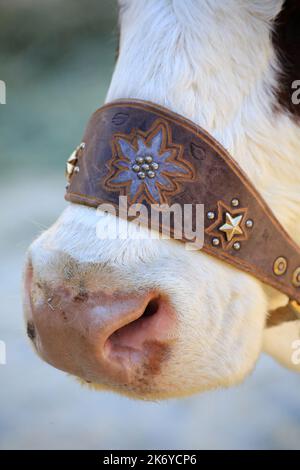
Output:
142 297 160 317
105 294 173 360
27 321 36 341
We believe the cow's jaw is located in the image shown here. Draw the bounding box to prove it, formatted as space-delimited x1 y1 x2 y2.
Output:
24 206 266 399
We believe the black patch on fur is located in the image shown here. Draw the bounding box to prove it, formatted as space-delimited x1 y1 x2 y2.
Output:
27 321 36 341
272 0 300 120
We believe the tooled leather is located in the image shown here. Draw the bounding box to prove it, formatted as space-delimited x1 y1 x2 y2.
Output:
65 99 300 305
104 119 195 205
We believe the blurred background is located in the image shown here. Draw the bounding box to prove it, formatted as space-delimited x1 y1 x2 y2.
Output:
1 0 300 450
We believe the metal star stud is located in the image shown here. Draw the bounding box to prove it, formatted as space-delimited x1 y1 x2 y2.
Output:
219 212 243 241
206 201 249 250
65 142 85 182
66 150 78 181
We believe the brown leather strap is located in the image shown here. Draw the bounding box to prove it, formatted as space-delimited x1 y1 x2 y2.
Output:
65 99 300 311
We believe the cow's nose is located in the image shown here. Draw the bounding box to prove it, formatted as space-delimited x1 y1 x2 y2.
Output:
24 260 175 385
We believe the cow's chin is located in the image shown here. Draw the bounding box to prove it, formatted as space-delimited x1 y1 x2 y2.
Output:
25 205 267 400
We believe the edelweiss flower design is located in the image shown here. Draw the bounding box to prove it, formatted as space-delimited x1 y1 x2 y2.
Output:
105 120 194 204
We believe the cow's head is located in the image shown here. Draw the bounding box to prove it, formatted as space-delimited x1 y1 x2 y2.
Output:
23 0 300 400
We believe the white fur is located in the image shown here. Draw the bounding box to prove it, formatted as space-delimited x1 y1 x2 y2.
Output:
27 0 300 398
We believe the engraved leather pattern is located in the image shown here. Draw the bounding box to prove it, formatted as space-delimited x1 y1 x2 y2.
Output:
65 100 300 306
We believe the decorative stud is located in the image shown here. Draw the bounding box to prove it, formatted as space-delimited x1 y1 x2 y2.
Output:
65 142 86 182
151 162 159 170
219 212 243 241
65 150 78 181
231 198 240 207
106 119 194 205
233 242 241 251
273 256 288 276
246 219 254 229
292 267 300 287
206 200 249 251
132 154 160 180
207 211 215 220
136 156 144 164
212 238 220 247
141 163 150 171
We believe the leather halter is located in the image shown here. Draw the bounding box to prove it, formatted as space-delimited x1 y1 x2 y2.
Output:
65 100 300 326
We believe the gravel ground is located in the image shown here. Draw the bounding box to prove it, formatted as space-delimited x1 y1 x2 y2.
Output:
0 173 300 450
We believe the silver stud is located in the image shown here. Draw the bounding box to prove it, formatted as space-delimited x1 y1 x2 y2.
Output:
132 164 140 172
207 211 215 220
74 166 80 173
136 156 144 164
147 170 156 179
141 163 150 171
137 171 146 179
151 162 159 170
233 242 241 250
145 155 153 164
212 238 220 247
246 219 253 229
231 198 240 207
79 142 86 150
66 183 70 189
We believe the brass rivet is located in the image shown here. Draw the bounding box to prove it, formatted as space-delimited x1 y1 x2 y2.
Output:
292 267 300 287
273 256 288 276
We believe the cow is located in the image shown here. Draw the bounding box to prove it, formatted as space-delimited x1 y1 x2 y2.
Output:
23 0 300 400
